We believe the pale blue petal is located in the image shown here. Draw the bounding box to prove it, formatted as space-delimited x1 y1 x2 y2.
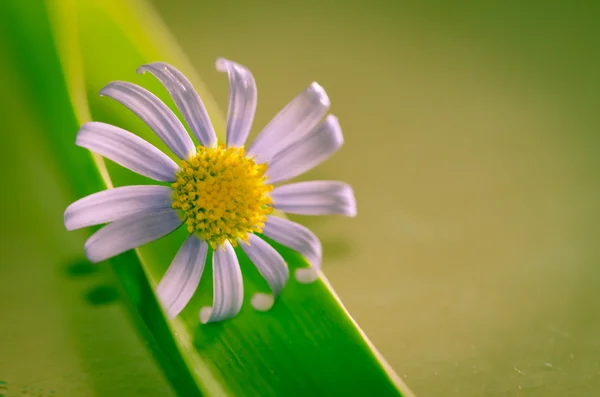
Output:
271 181 356 217
216 58 257 148
64 185 173 231
200 241 244 323
248 82 330 163
101 81 195 159
84 208 181 263
157 235 208 318
266 115 343 184
137 62 217 148
76 122 179 182
262 216 322 283
240 234 289 311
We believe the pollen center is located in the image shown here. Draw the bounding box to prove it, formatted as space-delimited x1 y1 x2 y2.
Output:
171 144 273 249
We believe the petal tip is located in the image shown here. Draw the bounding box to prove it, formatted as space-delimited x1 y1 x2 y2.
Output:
295 268 319 283
98 83 116 97
325 113 340 128
165 308 179 319
325 114 344 146
215 57 231 73
308 82 330 108
343 186 358 217
64 219 76 232
156 287 180 319
137 62 177 77
199 307 213 324
63 206 75 230
136 62 171 75
83 242 103 264
74 124 90 146
251 293 275 311
136 65 149 75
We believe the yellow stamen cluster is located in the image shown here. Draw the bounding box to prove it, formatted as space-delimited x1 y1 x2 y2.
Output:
171 143 273 249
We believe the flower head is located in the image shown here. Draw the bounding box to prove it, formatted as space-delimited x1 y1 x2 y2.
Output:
172 144 273 248
64 58 356 323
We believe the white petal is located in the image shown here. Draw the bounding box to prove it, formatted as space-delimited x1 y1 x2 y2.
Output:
240 234 288 311
100 81 195 159
262 216 322 283
248 82 330 163
200 241 244 323
266 115 343 184
137 62 217 148
157 235 208 318
216 58 257 148
271 181 356 217
64 185 173 231
76 122 179 182
84 208 182 263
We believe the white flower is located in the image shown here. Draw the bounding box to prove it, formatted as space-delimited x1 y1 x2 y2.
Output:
64 59 356 323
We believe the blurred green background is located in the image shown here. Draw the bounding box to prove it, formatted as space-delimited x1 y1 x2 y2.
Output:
1 0 599 396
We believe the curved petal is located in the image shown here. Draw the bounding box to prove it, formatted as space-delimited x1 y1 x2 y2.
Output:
248 82 330 163
240 234 289 311
157 235 208 318
271 181 356 217
84 208 182 263
100 81 195 159
216 58 257 148
262 216 322 283
76 122 179 182
200 241 244 323
137 62 217 148
266 115 343 184
64 185 173 231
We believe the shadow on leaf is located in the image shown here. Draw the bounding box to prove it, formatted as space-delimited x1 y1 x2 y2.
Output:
85 284 120 306
63 258 99 278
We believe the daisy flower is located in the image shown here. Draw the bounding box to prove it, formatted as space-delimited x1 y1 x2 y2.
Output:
64 59 356 323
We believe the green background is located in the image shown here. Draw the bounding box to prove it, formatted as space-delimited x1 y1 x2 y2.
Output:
1 0 600 396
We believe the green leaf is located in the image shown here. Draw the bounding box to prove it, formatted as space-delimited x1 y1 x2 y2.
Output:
1 0 413 395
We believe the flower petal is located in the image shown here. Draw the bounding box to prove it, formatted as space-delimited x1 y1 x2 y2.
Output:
266 115 343 184
64 185 173 231
262 216 322 283
216 58 257 148
100 81 195 159
271 181 357 217
157 235 208 318
200 241 244 323
84 208 182 263
248 82 330 163
76 122 179 182
137 62 217 148
240 234 289 311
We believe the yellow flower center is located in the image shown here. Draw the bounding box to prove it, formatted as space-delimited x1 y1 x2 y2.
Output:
171 144 273 249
